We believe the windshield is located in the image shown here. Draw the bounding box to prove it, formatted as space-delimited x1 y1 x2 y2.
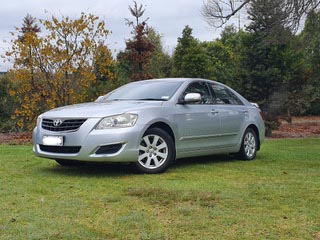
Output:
99 81 183 102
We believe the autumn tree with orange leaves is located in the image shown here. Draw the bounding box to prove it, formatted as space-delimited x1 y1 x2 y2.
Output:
7 13 114 130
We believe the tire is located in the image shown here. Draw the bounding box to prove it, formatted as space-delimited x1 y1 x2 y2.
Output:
238 128 258 160
134 128 175 174
55 159 83 166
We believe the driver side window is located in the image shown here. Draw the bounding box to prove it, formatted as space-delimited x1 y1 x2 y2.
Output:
182 82 212 104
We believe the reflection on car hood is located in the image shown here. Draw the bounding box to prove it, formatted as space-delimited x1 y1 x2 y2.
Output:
43 101 164 118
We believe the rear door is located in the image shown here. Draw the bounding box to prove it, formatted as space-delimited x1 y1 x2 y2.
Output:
208 83 247 146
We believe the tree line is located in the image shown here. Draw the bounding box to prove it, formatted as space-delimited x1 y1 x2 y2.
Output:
0 0 320 135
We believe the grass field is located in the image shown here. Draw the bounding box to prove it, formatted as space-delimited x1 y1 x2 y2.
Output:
0 139 319 240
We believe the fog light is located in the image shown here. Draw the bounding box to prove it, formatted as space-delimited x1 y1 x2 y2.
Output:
95 144 123 155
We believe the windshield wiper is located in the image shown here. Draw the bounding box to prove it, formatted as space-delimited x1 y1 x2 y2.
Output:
108 99 127 101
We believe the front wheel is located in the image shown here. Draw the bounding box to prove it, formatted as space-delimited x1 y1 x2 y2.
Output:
133 128 175 174
238 128 258 160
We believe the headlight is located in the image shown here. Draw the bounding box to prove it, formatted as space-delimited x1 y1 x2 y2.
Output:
96 113 138 129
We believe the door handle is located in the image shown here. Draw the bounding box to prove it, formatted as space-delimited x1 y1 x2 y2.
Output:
211 109 219 114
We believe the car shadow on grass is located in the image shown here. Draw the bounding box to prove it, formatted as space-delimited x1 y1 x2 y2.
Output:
172 154 238 169
39 154 239 177
40 161 133 177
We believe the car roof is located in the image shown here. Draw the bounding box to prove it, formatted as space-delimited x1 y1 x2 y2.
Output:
133 78 218 84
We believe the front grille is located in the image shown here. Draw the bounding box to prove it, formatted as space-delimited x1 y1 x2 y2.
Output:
39 145 81 154
42 118 87 132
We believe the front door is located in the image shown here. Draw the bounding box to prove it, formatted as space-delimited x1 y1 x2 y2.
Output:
174 81 222 153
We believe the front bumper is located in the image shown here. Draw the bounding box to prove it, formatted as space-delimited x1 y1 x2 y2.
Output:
33 118 142 162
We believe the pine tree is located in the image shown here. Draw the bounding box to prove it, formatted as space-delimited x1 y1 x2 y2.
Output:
125 1 155 81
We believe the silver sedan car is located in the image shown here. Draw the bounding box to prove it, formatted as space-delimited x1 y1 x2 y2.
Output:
33 78 265 173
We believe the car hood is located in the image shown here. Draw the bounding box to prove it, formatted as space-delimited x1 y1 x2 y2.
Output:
42 101 165 118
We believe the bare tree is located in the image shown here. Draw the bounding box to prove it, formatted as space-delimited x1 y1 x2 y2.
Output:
125 1 149 27
202 0 320 31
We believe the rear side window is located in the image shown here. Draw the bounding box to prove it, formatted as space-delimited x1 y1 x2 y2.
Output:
210 84 243 105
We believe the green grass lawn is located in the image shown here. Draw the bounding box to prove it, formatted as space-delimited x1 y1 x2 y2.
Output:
0 139 319 240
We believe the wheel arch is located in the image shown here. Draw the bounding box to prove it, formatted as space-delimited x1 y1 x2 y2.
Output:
146 122 176 145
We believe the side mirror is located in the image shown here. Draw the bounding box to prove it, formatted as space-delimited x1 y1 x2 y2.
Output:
95 96 104 102
183 93 202 104
251 102 259 108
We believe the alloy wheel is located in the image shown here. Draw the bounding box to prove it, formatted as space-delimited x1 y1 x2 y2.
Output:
138 134 169 169
244 131 256 159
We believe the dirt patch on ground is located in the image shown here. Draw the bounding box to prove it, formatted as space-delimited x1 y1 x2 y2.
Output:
0 116 319 144
0 132 32 145
271 116 320 138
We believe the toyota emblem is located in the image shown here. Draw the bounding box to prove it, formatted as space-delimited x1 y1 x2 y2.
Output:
53 119 63 127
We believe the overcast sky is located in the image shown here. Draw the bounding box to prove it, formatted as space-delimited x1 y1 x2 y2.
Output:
0 0 223 71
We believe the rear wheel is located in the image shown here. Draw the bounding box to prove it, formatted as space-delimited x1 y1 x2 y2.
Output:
238 128 258 160
134 128 175 174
